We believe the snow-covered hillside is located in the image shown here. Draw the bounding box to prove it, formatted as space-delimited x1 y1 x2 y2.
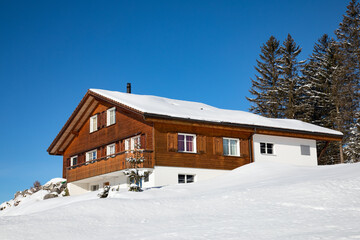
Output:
1 162 360 240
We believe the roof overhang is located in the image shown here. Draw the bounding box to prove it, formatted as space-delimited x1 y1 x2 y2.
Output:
47 90 144 155
143 113 343 142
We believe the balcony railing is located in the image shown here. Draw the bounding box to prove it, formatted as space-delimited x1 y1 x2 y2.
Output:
66 150 154 182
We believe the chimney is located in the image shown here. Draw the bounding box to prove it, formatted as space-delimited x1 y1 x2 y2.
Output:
126 83 131 93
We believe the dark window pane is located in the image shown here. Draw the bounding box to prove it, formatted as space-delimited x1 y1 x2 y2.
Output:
178 174 185 183
223 139 229 155
267 144 273 154
260 142 266 154
186 136 194 152
186 175 194 183
178 135 185 152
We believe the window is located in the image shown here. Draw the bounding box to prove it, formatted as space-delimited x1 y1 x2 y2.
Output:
178 174 195 184
70 155 78 166
301 145 310 156
86 149 97 162
144 172 149 182
223 138 240 156
107 144 116 157
178 133 196 153
107 107 116 126
90 185 99 191
125 135 141 151
90 115 98 133
260 142 274 154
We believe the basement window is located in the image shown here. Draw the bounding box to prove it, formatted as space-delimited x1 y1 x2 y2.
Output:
90 115 98 133
260 142 274 155
107 107 116 126
301 145 311 156
178 174 195 184
90 185 99 191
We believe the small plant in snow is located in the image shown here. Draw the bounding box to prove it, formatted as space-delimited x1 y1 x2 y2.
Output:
124 143 149 192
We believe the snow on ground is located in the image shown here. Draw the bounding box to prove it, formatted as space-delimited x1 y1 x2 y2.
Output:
1 162 360 240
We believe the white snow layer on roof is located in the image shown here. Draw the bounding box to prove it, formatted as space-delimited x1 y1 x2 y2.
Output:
90 89 342 136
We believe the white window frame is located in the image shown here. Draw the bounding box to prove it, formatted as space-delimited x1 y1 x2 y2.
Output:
178 133 197 153
70 155 78 166
178 174 195 184
106 107 116 126
90 115 98 133
125 135 141 152
260 142 274 155
107 143 116 157
223 137 240 157
86 149 97 162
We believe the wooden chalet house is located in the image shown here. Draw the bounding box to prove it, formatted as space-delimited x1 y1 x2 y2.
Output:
47 87 343 195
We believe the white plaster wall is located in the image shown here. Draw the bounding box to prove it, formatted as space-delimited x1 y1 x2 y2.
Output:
68 169 155 195
153 166 229 186
68 182 89 196
253 134 317 166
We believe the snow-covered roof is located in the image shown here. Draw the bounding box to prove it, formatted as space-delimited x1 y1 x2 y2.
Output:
89 89 342 137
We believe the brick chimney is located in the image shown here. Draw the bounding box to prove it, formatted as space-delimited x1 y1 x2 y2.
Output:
127 83 131 93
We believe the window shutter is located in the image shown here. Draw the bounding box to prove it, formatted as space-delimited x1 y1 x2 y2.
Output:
167 133 177 152
141 134 146 149
96 114 101 130
213 137 223 155
197 135 206 153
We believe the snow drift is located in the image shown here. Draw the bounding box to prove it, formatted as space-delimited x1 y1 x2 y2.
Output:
1 162 360 239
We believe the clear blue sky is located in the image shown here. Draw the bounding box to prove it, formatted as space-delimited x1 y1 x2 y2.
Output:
0 0 348 203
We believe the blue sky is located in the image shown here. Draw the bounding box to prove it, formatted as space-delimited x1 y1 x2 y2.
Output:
0 0 349 203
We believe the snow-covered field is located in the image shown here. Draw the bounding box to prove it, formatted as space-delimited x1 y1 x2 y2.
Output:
1 162 360 240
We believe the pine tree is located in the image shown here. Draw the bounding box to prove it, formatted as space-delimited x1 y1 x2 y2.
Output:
278 34 304 119
247 36 283 118
335 0 360 163
302 35 344 164
344 111 360 162
124 143 148 192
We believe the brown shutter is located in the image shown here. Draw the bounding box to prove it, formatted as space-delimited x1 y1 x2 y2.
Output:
167 133 178 152
66 158 70 167
78 153 85 164
213 137 223 155
116 141 121 153
102 111 106 128
97 113 101 129
197 135 206 153
141 134 146 149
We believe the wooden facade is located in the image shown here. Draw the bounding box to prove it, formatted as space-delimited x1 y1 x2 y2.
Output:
48 90 343 184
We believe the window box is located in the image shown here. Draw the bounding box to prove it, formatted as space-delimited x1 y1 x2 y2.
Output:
178 133 196 153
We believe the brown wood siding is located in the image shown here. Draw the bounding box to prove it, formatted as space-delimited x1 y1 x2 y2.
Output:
63 100 154 179
154 122 252 170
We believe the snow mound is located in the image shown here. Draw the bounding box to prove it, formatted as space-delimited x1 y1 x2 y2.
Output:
0 178 67 213
1 162 360 240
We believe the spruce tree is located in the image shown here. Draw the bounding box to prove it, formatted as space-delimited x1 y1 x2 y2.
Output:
302 35 344 164
247 36 283 118
278 34 304 119
336 0 360 162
